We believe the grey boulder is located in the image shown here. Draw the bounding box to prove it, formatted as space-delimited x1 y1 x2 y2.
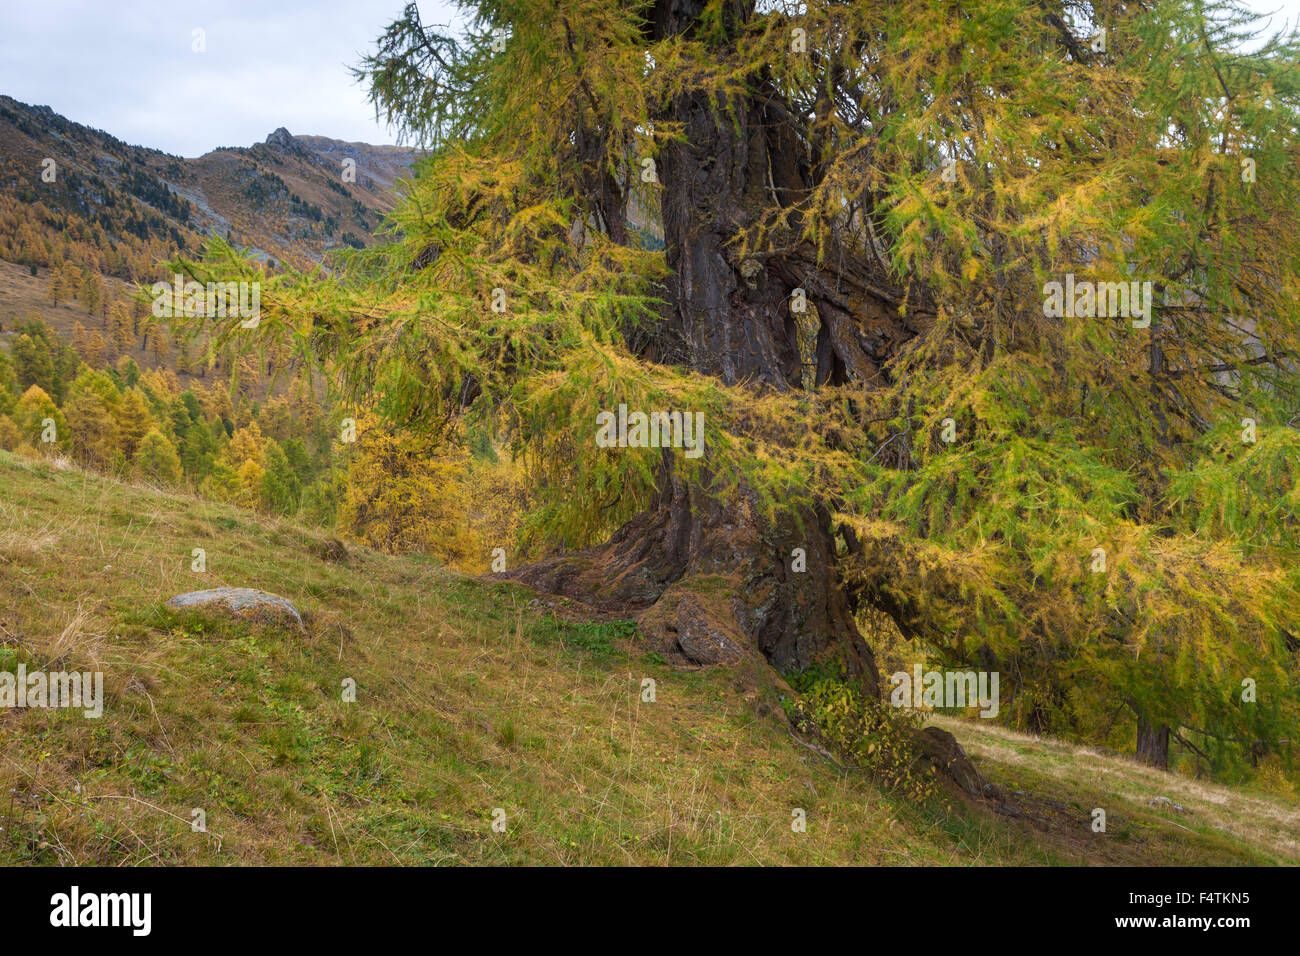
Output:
165 587 306 632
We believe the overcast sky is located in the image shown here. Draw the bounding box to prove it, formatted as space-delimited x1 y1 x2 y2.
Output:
0 0 460 156
0 0 1297 158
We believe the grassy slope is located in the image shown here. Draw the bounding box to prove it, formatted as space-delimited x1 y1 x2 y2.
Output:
0 260 184 379
0 450 1295 865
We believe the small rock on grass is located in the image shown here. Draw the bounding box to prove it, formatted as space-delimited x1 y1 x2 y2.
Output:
166 587 306 633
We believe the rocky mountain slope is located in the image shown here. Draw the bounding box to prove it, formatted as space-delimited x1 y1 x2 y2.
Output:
0 94 422 273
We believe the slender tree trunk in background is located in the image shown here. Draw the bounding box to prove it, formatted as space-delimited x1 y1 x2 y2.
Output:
1136 717 1171 770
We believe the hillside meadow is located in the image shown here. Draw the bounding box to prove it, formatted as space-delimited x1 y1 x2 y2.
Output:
1 451 1295 866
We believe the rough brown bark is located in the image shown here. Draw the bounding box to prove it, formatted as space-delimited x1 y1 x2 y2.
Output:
510 0 920 697
509 466 878 692
1136 717 1171 770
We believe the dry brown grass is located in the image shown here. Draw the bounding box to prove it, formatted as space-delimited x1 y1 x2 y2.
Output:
935 715 1300 863
0 450 1292 866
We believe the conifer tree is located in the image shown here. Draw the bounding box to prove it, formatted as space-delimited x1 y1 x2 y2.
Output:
225 420 266 468
49 264 71 306
63 387 122 468
260 440 303 516
13 385 67 452
0 350 18 417
133 429 183 484
109 301 134 354
115 387 154 458
0 415 23 453
173 0 1300 770
11 333 54 397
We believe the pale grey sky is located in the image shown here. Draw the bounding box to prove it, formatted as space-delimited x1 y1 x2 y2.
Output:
0 0 1296 158
0 0 459 156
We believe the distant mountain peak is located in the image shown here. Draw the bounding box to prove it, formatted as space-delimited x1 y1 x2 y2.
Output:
0 96 422 272
265 127 297 149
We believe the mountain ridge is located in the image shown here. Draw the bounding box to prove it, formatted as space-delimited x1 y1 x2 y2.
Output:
0 94 423 276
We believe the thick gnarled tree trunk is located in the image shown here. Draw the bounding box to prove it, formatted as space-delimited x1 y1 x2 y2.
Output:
512 0 919 696
509 467 878 692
